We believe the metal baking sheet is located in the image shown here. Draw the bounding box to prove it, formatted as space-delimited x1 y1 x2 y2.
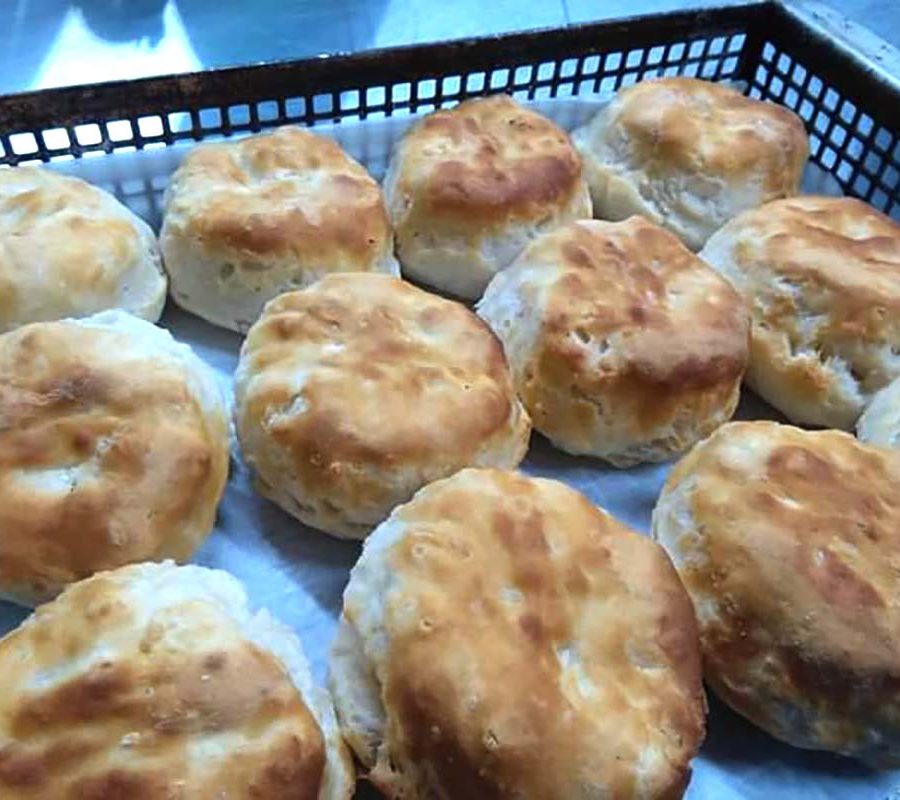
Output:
0 97 896 800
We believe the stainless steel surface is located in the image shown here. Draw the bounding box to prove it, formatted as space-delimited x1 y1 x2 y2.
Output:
0 98 895 798
2 0 898 98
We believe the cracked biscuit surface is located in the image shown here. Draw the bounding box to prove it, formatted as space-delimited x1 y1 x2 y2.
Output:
0 310 229 606
654 421 900 765
234 274 530 539
477 217 749 466
330 468 706 799
700 195 900 428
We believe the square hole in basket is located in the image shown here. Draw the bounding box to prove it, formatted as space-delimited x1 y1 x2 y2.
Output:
418 78 437 99
873 187 889 208
813 111 830 134
865 150 883 174
626 49 643 69
10 132 38 155
466 72 486 93
846 136 864 159
837 158 854 181
598 75 618 95
199 108 222 129
722 56 738 75
683 62 700 78
884 165 900 190
228 104 251 125
390 83 410 105
620 72 639 88
137 115 164 138
856 113 874 138
340 90 360 111
257 100 280 121
312 94 333 115
790 63 808 86
829 125 847 148
560 58 579 78
820 146 838 169
874 127 894 154
854 173 872 196
489 69 510 90
666 42 686 62
823 88 840 111
709 36 726 56
442 75 462 97
536 61 556 82
799 98 815 121
749 85 763 99
689 40 707 59
807 75 824 98
776 52 792 75
762 42 776 62
784 87 799 108
663 65 681 77
582 55 600 77
74 124 101 146
604 52 622 72
510 65 531 89
107 119 133 142
769 75 785 98
701 61 718 79
839 100 857 125
42 127 70 150
364 87 386 109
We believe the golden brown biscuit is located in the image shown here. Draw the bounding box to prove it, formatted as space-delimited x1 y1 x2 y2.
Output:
477 217 750 466
384 95 592 298
331 468 706 799
234 274 530 539
0 165 166 332
161 126 397 332
653 421 900 765
700 196 900 429
573 78 808 249
0 561 353 799
0 311 229 606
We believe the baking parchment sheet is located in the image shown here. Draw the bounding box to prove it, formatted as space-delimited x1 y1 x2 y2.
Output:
0 96 897 800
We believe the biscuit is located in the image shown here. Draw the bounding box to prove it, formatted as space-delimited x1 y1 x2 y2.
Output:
330 468 706 798
700 196 900 428
653 421 900 765
384 95 592 298
0 310 229 605
573 77 808 249
0 166 166 332
0 561 353 799
477 217 750 466
160 126 398 332
234 274 530 539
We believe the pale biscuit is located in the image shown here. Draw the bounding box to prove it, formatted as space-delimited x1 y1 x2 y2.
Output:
653 421 900 765
384 95 592 299
0 561 353 799
161 126 398 332
331 468 706 799
477 217 749 466
0 166 166 332
700 196 900 428
0 310 229 606
573 77 808 249
234 274 530 539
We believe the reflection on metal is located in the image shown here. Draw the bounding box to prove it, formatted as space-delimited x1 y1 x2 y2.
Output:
32 1 201 90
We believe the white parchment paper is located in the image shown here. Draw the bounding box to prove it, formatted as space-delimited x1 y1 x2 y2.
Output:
0 95 895 800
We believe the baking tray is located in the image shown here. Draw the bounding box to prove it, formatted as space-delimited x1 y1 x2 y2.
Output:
0 2 899 798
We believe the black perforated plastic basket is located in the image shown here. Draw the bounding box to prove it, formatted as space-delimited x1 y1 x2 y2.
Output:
0 0 897 219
